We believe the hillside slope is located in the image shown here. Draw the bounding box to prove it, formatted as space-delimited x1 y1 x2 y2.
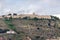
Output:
0 19 9 29
11 18 60 40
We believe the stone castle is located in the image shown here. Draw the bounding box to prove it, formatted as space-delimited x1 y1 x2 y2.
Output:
0 13 51 19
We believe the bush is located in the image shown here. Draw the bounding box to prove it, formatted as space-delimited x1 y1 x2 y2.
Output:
9 17 12 21
13 13 17 16
8 13 12 16
8 23 13 26
33 17 39 20
35 36 40 39
51 16 60 20
22 17 30 20
23 17 28 19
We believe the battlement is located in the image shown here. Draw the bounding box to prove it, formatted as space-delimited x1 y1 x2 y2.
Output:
19 13 51 19
1 13 51 19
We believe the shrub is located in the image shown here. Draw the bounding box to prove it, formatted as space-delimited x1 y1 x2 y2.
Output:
33 17 39 20
22 16 30 19
35 36 40 39
13 13 17 16
51 16 60 20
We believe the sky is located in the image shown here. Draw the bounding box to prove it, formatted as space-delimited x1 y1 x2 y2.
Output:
0 0 60 18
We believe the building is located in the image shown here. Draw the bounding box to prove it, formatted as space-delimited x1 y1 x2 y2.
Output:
2 13 51 19
19 13 51 19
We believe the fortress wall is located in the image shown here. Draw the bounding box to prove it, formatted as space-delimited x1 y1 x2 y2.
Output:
19 14 51 19
3 14 51 19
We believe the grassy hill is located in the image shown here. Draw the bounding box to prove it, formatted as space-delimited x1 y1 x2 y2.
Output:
10 16 60 40
0 16 60 40
0 19 9 29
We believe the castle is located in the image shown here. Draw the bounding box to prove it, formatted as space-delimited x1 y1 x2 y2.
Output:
18 13 51 19
0 13 51 19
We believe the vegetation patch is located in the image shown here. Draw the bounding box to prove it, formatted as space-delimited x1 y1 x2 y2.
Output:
4 17 17 33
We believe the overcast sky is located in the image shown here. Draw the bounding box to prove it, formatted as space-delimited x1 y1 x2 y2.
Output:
0 0 60 18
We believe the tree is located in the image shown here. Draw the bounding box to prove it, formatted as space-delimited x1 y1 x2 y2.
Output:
33 17 39 20
51 16 60 20
35 36 40 39
13 13 17 16
2 15 5 17
9 16 12 21
54 16 59 20
22 17 30 19
8 13 12 16
23 17 28 19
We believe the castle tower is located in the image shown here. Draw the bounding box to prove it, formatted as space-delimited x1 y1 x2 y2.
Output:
33 12 35 15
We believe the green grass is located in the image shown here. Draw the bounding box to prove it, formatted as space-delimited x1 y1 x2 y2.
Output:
4 19 17 33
